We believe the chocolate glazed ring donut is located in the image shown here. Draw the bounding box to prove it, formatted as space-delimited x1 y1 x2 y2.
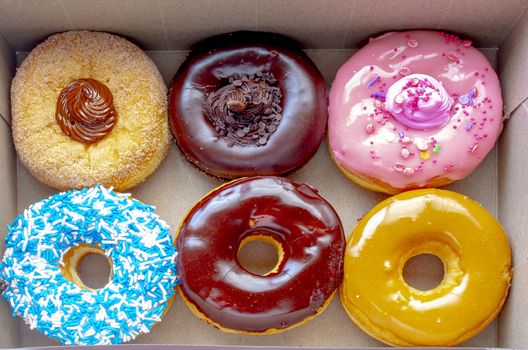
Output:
176 176 345 333
169 32 327 179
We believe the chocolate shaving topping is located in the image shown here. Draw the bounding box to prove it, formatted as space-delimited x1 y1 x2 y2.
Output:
204 72 282 147
56 78 117 144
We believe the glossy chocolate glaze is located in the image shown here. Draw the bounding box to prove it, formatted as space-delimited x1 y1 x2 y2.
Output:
177 176 345 332
169 32 328 179
56 78 117 143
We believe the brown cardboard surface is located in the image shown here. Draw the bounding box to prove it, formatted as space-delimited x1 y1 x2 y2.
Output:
159 0 257 50
337 0 527 48
0 0 72 52
499 5 528 117
1 0 528 51
0 33 14 124
0 117 20 348
62 0 169 50
497 102 528 349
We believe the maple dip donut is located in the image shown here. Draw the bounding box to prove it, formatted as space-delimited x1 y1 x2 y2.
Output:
341 189 512 347
0 185 178 345
328 30 503 194
176 176 345 333
11 30 170 191
169 31 327 179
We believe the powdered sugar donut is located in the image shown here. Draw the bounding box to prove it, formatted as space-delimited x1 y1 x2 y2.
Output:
328 30 503 194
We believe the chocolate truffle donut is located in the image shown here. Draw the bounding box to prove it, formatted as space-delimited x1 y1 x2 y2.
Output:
176 176 345 333
169 32 327 179
12 31 170 191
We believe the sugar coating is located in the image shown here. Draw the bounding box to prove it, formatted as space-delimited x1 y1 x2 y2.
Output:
11 31 170 191
0 185 178 345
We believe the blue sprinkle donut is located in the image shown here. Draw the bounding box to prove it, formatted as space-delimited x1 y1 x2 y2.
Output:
0 185 178 345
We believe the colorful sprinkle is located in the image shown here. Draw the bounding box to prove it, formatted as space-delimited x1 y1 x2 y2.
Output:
399 67 412 76
403 167 415 176
402 136 413 144
0 186 178 345
365 123 376 134
407 39 419 48
400 148 410 159
433 144 441 153
373 92 386 99
393 163 405 172
458 94 470 105
367 76 380 87
415 138 428 151
466 122 473 131
447 51 459 61
420 150 431 160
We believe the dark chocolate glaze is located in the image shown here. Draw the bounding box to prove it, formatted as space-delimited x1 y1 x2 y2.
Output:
168 32 328 179
177 176 345 332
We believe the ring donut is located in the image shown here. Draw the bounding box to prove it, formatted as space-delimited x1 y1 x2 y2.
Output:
169 32 327 179
328 30 503 194
340 189 512 346
11 31 170 191
176 176 345 333
0 186 178 345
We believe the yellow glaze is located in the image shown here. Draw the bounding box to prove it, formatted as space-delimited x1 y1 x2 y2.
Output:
340 189 512 347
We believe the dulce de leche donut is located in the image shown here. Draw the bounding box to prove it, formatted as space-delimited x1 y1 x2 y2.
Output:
176 176 345 333
169 32 327 179
341 189 512 346
11 31 170 191
328 30 503 194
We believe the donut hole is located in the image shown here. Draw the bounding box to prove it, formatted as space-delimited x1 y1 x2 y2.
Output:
403 254 445 291
61 245 113 290
237 235 283 276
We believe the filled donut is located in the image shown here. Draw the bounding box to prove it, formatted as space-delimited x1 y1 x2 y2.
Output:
0 186 178 345
328 30 503 194
11 30 170 191
340 189 512 346
169 31 327 179
176 176 345 333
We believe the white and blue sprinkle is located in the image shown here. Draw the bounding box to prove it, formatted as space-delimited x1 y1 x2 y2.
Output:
0 185 178 345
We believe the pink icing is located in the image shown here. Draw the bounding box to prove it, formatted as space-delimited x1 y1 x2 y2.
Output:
328 30 503 192
384 74 454 130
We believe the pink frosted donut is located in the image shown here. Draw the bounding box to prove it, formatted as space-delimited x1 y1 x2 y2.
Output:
328 30 503 194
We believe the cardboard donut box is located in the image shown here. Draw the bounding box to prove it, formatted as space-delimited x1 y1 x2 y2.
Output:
0 0 527 348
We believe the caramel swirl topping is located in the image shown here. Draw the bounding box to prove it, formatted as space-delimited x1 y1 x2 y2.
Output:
205 72 282 147
56 78 117 143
